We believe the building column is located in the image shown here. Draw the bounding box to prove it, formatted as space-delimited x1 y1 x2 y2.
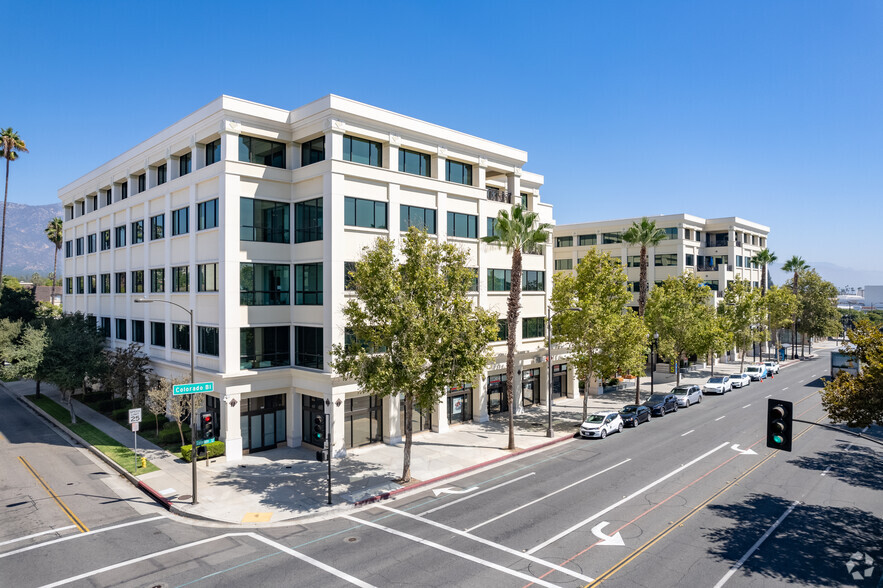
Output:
506 169 521 202
433 393 449 434
568 365 579 399
385 394 401 444
221 384 245 461
477 369 490 423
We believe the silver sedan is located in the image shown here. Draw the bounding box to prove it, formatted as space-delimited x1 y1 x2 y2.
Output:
672 385 702 407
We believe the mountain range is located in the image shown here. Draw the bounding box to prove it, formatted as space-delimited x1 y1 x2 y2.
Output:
0 202 63 278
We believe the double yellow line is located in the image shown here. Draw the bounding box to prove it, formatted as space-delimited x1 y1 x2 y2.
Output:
18 456 89 533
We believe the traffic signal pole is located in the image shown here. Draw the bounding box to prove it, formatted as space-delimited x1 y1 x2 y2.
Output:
327 412 332 505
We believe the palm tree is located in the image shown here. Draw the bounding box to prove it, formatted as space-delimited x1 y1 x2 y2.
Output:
482 205 551 451
782 255 809 359
0 128 29 287
750 248 777 360
45 217 63 304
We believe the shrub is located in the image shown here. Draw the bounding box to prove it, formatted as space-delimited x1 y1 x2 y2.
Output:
158 426 185 445
111 408 131 422
95 399 117 414
181 441 225 462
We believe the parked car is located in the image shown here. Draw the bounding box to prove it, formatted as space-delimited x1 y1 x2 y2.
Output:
731 373 751 388
703 376 732 395
763 361 780 374
672 385 702 407
643 393 679 416
619 405 652 427
746 365 768 381
580 411 624 438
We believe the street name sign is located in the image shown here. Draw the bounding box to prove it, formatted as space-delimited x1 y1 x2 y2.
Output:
173 382 215 395
128 408 142 423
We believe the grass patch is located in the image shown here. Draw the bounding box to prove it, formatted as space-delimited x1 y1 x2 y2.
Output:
26 395 160 476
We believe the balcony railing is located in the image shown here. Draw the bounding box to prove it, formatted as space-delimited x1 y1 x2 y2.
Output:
697 264 718 272
487 188 512 203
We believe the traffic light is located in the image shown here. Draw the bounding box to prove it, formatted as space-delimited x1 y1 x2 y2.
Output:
199 411 215 442
313 414 327 443
766 399 793 451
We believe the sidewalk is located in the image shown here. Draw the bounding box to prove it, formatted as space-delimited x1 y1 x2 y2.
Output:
4 347 820 526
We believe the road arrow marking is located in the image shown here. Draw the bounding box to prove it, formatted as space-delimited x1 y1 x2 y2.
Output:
591 522 625 546
433 486 478 497
731 444 757 455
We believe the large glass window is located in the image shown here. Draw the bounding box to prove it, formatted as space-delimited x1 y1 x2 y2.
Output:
115 272 126 294
87 275 97 293
198 326 219 356
343 135 382 167
294 263 323 305
137 174 146 193
663 227 678 240
100 317 111 338
295 198 323 243
198 263 218 292
131 220 144 244
205 139 221 166
150 268 165 293
179 152 191 176
150 214 164 240
131 270 144 293
75 237 84 256
114 226 126 248
100 273 110 293
65 278 72 294
120 182 128 200
150 321 165 347
487 269 512 292
554 259 573 271
295 326 323 369
655 253 677 266
76 277 84 294
198 199 218 230
240 198 290 243
240 263 290 305
239 136 286 168
157 164 167 185
399 148 430 176
240 326 290 369
344 396 383 448
100 230 111 250
556 236 573 248
685 254 695 267
579 234 597 246
447 212 477 239
496 319 508 341
344 197 387 229
522 317 545 339
87 234 96 253
115 318 126 340
487 217 499 239
400 205 436 234
627 255 642 268
446 160 472 185
172 324 190 351
171 207 189 236
602 232 622 244
172 266 189 292
131 320 144 344
523 270 545 291
300 137 325 166
344 261 356 290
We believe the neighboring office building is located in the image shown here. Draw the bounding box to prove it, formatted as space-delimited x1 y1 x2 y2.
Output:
59 95 575 461
863 286 883 309
553 214 771 309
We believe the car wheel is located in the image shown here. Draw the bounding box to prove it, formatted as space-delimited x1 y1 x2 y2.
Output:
618 423 623 433
600 429 607 439
697 395 702 404
673 404 678 412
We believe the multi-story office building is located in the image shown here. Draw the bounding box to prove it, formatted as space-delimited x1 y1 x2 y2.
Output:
59 95 564 460
553 214 771 308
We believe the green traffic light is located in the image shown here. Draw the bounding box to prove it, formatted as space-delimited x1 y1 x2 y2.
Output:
773 435 783 444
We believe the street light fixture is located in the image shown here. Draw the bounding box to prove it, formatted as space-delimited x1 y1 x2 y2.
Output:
546 305 582 438
135 297 198 505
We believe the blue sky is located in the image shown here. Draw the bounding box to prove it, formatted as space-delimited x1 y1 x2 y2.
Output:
4 1 882 284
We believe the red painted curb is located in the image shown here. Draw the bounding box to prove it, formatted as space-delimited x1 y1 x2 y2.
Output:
353 432 576 507
138 480 172 510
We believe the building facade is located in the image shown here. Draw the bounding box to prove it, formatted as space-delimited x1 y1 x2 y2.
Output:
59 95 573 461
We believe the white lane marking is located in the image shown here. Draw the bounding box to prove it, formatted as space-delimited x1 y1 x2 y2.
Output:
681 430 695 437
742 404 751 409
527 442 730 555
0 516 165 560
344 514 566 588
715 416 726 422
423 473 534 515
713 501 799 588
590 521 625 546
798 380 804 383
823 443 855 476
811 374 816 378
466 459 631 532
432 486 478 496
820 466 832 477
764 394 772 399
782 387 789 390
0 525 77 548
38 532 375 588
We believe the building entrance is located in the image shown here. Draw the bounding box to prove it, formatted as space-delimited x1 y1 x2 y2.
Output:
241 394 286 453
487 374 508 415
447 385 473 424
522 368 540 407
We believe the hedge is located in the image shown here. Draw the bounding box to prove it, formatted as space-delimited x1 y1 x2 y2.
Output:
181 441 225 462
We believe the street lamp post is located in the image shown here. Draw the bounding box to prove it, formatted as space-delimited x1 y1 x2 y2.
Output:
650 332 659 395
135 297 198 505
546 305 582 438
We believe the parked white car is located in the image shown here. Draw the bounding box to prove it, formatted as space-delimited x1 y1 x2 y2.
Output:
703 376 732 394
580 411 624 439
746 365 768 381
672 385 703 407
763 361 780 374
731 373 751 388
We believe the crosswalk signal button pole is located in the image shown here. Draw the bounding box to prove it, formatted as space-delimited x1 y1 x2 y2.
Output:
766 399 793 452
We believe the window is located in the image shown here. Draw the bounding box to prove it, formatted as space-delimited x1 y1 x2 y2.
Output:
736 255 743 268
100 273 110 293
91 195 98 211
179 152 191 176
627 255 642 268
400 205 436 234
115 318 126 340
87 233 96 253
300 137 325 166
684 228 692 240
131 320 144 344
131 220 144 244
579 234 597 246
523 270 545 291
100 317 111 338
685 254 695 267
198 263 218 292
663 227 678 240
205 139 220 166
627 281 640 292
295 326 323 369
521 193 529 208
172 266 189 292
344 329 386 354
295 198 322 243
240 263 290 305
150 268 165 293
655 253 677 266
65 277 73 294
554 259 573 271
100 230 111 250
114 225 126 247
240 326 290 369
399 148 430 176
65 240 72 258
172 324 190 351
120 182 128 200
198 326 219 356
343 135 381 167
74 237 83 256
76 276 84 294
197 199 218 230
115 272 126 293
445 160 472 185
704 280 720 291
131 270 144 293
447 212 477 239
294 263 323 305
496 319 509 342
344 197 387 229
468 268 479 292
239 136 286 168
487 217 499 239
157 163 167 185
487 269 511 292
137 174 146 193
87 275 97 293
171 207 189 236
240 198 290 243
556 236 573 248
522 317 545 339
602 232 622 244
344 261 356 290
150 321 165 347
150 214 164 240
104 189 112 206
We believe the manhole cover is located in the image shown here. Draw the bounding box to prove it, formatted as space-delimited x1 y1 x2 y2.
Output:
344 536 360 543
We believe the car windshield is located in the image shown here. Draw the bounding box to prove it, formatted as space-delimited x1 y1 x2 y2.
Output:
673 387 690 395
586 415 605 423
708 377 725 383
646 395 667 402
747 367 760 372
620 406 638 414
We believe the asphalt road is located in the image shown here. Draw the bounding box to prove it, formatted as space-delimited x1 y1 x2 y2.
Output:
2 353 881 588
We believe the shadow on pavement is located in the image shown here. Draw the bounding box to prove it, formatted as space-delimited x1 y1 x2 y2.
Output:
787 441 883 491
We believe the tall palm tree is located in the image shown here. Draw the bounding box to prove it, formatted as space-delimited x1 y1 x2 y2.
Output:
0 128 29 287
45 217 63 304
782 255 809 359
482 205 551 451
751 248 777 361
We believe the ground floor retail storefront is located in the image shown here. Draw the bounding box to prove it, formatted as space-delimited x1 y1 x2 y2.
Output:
241 394 287 454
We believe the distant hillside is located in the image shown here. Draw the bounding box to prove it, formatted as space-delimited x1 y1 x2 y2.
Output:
0 202 63 277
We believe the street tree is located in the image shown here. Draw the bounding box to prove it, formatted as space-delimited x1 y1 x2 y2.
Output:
795 269 840 354
765 285 798 360
0 128 28 286
704 314 733 376
149 376 201 446
782 255 810 358
821 319 883 428
718 278 764 370
331 228 497 482
102 343 153 409
0 320 47 386
144 377 168 437
750 248 777 297
0 285 38 323
44 217 63 302
481 205 551 451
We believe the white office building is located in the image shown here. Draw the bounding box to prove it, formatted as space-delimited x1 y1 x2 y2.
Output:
59 95 569 460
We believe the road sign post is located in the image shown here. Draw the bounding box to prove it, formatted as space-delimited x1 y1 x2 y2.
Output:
129 409 142 473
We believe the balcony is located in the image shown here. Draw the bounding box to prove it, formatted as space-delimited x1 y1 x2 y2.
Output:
487 188 512 203
697 264 718 272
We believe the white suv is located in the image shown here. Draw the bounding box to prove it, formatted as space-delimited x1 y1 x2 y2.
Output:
763 361 780 374
703 376 732 394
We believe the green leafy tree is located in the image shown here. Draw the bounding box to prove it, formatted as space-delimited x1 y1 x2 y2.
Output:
718 278 764 370
149 376 199 446
0 128 28 286
101 343 153 409
44 217 63 302
0 285 38 323
331 228 497 481
821 319 883 428
703 313 733 376
765 285 798 360
0 320 47 386
645 273 715 385
795 269 840 354
481 205 551 451
782 255 809 358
